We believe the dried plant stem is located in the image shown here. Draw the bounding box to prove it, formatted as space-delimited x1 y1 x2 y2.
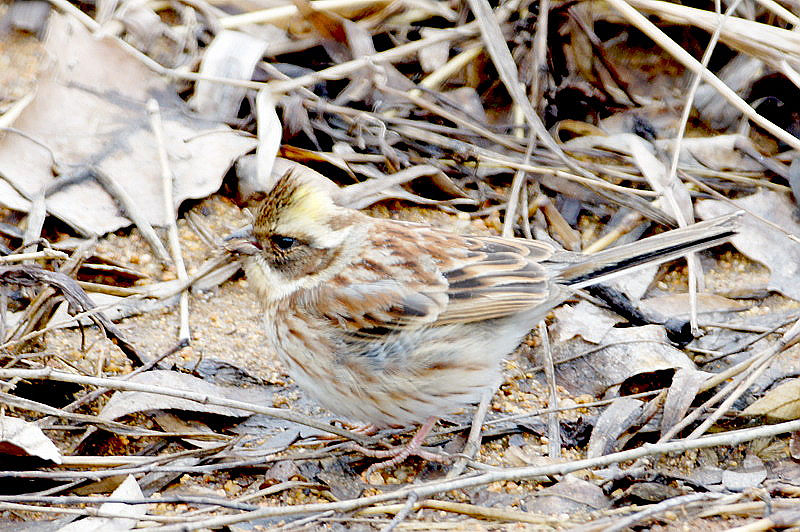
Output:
539 197 581 250
502 156 532 238
366 498 561 525
53 340 187 418
151 253 237 300
606 493 740 532
681 172 800 245
219 0 391 28
583 211 643 254
0 495 258 511
379 492 418 532
687 168 788 192
178 481 320 520
667 0 742 332
59 455 173 466
385 86 524 152
753 0 800 25
0 367 366 442
21 193 45 254
660 356 766 442
92 167 171 264
530 0 550 111
479 155 660 197
0 501 181 523
0 250 68 262
467 0 673 226
0 456 275 480
482 389 662 429
686 350 776 439
659 318 800 442
725 511 800 532
446 388 492 479
419 44 483 91
3 238 92 345
538 321 561 458
48 0 264 91
608 0 800 151
629 0 800 57
267 23 480 95
142 419 800 532
1 391 225 439
4 242 94 343
2 262 144 369
184 211 218 249
275 511 336 531
697 499 800 519
382 43 484 123
778 60 800 91
76 281 144 297
697 315 796 365
0 294 145 351
148 99 190 343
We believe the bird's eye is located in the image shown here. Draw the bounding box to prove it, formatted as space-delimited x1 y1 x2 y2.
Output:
270 235 297 251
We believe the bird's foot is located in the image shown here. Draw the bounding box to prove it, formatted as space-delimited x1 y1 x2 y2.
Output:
343 417 451 478
348 442 451 478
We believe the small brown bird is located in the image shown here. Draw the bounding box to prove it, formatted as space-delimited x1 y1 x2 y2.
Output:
229 172 738 475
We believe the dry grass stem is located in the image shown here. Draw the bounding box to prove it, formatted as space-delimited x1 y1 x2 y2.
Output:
3 0 798 527
139 419 800 532
148 99 191 343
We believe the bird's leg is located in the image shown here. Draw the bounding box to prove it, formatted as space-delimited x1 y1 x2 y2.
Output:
345 416 451 476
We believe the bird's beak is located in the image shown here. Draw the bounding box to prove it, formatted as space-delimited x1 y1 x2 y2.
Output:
223 225 260 255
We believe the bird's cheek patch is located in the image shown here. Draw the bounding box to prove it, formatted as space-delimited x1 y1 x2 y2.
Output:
272 245 340 280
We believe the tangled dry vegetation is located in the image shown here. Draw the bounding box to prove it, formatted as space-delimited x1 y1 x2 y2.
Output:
1 0 800 528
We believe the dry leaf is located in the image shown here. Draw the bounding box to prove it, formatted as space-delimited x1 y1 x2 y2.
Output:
655 135 766 172
550 301 622 344
586 397 643 458
639 293 750 320
0 416 61 464
237 156 341 201
49 292 179 327
741 378 800 421
418 28 452 72
0 14 255 236
189 30 269 122
697 191 800 301
695 56 764 130
628 135 693 223
57 475 146 532
254 89 283 193
721 454 767 492
553 324 695 397
523 475 612 514
112 2 170 59
99 370 255 420
661 368 710 437
152 411 223 449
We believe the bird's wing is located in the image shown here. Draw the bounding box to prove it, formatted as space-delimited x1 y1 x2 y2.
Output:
313 221 556 335
434 234 556 325
310 212 742 336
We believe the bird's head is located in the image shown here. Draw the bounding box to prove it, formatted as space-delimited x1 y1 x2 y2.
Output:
228 172 360 300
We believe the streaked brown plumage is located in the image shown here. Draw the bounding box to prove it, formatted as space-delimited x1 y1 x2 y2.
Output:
230 172 739 474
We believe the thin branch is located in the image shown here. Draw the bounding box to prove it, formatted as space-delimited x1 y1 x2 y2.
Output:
0 367 367 442
142 419 800 531
147 99 190 344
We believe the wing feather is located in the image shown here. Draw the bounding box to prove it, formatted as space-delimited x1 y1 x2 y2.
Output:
313 221 556 334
